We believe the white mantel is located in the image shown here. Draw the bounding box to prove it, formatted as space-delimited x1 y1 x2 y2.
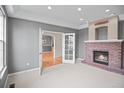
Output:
84 39 124 43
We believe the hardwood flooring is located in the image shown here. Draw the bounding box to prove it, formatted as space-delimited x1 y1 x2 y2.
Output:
42 51 62 68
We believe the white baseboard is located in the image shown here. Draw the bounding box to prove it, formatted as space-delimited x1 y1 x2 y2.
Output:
8 67 39 77
76 58 84 63
3 67 39 88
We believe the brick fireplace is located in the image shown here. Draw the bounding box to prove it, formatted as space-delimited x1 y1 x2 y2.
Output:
83 40 124 74
82 16 124 74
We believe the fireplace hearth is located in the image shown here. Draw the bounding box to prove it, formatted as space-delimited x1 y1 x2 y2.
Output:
93 51 109 65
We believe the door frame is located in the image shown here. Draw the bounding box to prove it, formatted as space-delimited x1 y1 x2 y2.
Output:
39 27 43 75
39 28 63 75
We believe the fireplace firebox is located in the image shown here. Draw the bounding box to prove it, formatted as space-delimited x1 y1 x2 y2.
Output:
93 51 109 65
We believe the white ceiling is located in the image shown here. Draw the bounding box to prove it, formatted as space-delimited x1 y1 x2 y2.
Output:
5 5 124 30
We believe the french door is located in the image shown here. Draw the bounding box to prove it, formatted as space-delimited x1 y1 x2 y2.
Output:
63 33 75 64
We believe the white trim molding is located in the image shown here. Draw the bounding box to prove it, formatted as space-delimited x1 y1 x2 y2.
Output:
4 67 39 88
8 68 39 77
76 58 84 63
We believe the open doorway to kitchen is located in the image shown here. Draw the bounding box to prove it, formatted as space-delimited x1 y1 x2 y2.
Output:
42 34 55 68
39 29 63 71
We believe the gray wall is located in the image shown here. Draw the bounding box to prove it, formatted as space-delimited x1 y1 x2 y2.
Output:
0 6 8 88
78 28 88 58
8 17 78 73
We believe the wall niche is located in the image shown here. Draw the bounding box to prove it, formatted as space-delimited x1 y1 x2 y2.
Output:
89 16 118 40
95 26 108 40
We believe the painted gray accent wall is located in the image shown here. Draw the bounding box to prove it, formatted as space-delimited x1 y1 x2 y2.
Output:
8 17 78 73
78 28 88 59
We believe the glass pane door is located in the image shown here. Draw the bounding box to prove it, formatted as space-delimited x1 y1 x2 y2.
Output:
63 33 75 63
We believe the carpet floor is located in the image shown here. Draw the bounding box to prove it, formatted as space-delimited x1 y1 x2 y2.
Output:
6 63 124 88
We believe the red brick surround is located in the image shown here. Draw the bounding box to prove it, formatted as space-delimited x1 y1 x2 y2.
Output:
83 41 124 74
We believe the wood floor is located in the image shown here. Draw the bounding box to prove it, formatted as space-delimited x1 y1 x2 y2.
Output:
42 51 62 68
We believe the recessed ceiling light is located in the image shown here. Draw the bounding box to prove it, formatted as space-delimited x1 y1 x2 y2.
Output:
80 18 84 21
48 6 52 10
77 8 82 11
110 13 115 16
105 9 110 13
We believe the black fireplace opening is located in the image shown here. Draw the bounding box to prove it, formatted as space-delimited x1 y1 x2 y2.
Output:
93 51 109 65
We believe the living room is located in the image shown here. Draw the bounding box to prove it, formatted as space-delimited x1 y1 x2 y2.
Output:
0 3 124 89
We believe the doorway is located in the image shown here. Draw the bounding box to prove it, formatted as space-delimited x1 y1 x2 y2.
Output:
39 28 75 74
39 30 63 69
42 35 54 68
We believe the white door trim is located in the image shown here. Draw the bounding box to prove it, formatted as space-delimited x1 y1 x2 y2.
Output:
39 27 43 75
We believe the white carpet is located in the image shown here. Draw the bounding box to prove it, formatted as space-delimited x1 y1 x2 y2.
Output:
7 63 124 88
